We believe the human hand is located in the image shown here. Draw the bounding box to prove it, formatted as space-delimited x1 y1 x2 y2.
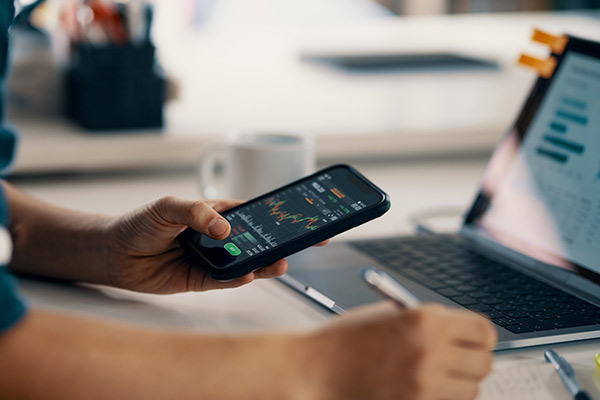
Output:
300 303 497 400
105 196 314 293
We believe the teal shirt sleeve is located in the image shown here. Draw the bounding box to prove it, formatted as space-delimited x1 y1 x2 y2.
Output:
0 0 27 333
0 266 27 332
0 178 27 333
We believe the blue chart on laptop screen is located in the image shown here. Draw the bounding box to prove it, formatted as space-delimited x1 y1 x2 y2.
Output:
198 170 371 265
477 52 600 275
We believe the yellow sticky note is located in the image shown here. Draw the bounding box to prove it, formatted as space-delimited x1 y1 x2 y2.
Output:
595 353 600 372
531 29 568 54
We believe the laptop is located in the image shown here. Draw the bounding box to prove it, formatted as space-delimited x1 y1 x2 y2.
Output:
280 33 600 351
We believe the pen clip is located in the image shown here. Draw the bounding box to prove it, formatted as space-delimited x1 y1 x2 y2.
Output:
545 349 563 370
559 355 575 378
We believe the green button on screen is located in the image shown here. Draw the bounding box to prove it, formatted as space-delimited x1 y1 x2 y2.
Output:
224 243 242 256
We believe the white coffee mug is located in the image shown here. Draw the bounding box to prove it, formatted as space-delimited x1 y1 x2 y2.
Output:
199 131 315 200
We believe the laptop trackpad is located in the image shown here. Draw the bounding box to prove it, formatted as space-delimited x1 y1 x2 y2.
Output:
285 241 455 310
285 243 384 309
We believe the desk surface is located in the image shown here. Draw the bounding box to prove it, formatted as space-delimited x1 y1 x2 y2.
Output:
11 158 600 399
10 11 600 174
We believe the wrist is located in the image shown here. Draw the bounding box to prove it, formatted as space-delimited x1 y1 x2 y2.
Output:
92 209 137 290
59 212 115 286
286 330 343 400
8 203 115 285
236 332 324 400
95 215 118 286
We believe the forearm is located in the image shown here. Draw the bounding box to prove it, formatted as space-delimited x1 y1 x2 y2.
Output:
0 310 307 400
4 182 113 284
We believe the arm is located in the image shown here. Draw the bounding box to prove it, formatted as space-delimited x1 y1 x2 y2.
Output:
5 181 113 285
0 303 496 400
4 182 287 292
0 310 303 400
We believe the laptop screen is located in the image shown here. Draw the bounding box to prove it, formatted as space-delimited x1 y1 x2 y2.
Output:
464 46 600 285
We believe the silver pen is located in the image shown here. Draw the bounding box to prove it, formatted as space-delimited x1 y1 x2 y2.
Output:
361 266 421 309
544 349 592 400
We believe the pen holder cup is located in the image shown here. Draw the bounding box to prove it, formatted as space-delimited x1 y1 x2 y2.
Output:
65 42 165 131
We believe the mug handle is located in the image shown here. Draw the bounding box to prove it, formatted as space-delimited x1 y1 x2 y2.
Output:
197 143 224 199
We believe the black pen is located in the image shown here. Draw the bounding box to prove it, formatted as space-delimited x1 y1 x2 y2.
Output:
544 349 592 400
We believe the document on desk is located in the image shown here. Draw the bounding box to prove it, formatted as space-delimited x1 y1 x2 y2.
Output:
478 358 600 400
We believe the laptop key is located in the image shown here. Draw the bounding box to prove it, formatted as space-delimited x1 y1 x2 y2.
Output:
503 310 529 319
516 317 556 331
491 318 516 327
450 295 479 306
505 298 530 306
533 312 558 320
577 309 600 318
400 269 446 289
455 285 477 292
465 304 492 312
492 304 517 312
504 325 534 334
523 295 546 303
521 305 545 313
437 288 462 297
545 315 597 329
469 291 490 298
481 297 503 305
482 311 505 319
494 292 518 300
547 308 575 316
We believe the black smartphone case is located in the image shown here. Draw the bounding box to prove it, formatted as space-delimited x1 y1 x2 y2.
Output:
178 164 391 281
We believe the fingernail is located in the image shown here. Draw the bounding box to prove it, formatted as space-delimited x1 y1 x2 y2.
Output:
208 218 229 237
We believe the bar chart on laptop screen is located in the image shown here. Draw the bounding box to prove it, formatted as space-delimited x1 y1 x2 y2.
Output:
536 97 587 166
486 52 600 273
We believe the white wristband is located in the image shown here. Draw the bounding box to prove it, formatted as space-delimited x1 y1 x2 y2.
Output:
0 226 12 265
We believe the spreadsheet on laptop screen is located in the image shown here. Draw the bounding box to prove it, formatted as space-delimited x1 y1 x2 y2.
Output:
467 51 600 280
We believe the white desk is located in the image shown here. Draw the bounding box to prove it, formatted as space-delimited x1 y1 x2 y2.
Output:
10 11 600 174
11 159 600 399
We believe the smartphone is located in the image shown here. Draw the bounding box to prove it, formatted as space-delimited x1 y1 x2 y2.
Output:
178 164 390 281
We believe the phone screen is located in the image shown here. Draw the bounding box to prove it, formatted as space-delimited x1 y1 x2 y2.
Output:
192 166 385 268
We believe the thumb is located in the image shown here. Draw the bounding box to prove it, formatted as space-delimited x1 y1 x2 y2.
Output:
152 196 231 240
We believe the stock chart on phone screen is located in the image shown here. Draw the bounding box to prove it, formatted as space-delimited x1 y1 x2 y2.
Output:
199 170 372 264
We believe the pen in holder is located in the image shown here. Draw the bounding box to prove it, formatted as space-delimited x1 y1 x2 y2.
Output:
65 41 165 131
62 0 165 131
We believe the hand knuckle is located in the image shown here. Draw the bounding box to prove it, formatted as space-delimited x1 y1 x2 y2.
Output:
472 317 492 342
189 201 211 219
151 196 178 220
156 195 177 208
407 374 428 399
482 320 497 347
411 309 433 331
412 340 434 367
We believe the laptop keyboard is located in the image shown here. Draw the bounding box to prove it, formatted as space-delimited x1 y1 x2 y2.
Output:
351 235 600 334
